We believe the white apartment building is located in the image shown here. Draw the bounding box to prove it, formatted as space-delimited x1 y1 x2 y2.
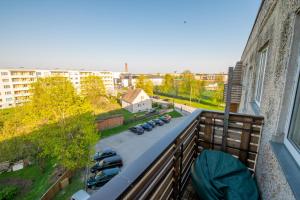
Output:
0 68 115 109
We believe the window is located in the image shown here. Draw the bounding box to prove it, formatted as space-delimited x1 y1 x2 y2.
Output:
5 91 11 95
1 72 8 76
4 85 10 89
2 79 9 82
284 70 300 166
6 97 12 102
255 48 268 105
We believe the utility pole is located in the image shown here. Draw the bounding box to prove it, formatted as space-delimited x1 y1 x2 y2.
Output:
189 85 192 107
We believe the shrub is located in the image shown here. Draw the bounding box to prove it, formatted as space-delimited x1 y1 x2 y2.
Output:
0 186 19 200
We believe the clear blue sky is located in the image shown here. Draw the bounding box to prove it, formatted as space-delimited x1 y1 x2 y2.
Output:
0 0 261 73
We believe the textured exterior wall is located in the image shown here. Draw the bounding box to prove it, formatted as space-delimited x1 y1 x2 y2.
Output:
238 0 300 199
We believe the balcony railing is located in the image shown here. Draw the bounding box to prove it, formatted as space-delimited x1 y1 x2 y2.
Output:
89 109 264 200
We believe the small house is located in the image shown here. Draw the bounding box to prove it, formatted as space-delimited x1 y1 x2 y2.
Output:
121 89 152 113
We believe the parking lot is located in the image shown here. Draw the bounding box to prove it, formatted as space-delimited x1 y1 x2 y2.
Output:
95 115 188 169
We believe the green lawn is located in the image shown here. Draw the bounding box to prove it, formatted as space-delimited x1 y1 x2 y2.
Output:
96 108 146 121
0 160 56 200
53 170 85 200
100 110 182 138
158 95 224 111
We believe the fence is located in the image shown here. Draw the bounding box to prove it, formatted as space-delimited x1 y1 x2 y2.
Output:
89 109 264 200
40 170 73 200
96 115 124 131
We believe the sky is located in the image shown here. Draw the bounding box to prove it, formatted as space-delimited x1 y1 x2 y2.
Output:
0 0 261 73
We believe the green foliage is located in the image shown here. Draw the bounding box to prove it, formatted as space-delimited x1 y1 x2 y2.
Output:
0 186 19 200
136 75 154 96
157 94 224 111
29 77 98 170
0 160 56 200
160 74 175 94
80 76 109 113
157 70 225 106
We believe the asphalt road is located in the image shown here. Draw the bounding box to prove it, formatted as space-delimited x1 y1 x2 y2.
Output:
95 116 188 169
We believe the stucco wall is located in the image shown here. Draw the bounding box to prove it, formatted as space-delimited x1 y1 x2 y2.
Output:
239 0 300 199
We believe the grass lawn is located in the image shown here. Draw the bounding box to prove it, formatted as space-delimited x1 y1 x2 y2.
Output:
96 108 146 121
0 160 56 200
53 170 85 200
100 110 182 138
158 95 224 111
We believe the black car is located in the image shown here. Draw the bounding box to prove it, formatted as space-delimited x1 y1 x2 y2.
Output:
141 123 152 131
90 155 123 173
129 125 144 135
146 120 156 128
93 148 117 161
153 118 164 126
159 116 170 123
87 167 120 189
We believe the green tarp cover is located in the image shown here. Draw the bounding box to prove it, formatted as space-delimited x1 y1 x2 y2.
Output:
191 150 259 200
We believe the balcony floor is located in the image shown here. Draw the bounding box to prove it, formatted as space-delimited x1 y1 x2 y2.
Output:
182 179 199 200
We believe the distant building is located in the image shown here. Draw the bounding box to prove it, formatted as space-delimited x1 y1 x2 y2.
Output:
120 74 163 88
195 73 228 82
121 88 152 113
0 68 115 109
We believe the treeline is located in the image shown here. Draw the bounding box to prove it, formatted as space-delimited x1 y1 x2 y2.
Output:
154 70 225 106
0 76 118 171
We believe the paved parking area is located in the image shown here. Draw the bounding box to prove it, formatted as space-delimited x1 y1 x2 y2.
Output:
95 116 188 169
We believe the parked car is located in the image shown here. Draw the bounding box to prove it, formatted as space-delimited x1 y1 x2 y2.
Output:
93 148 117 161
141 123 153 131
153 118 164 126
159 116 170 123
129 125 144 135
90 155 123 173
71 190 90 200
147 120 156 128
87 167 120 189
148 108 157 114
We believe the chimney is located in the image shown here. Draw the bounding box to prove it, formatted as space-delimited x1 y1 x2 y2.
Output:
125 63 128 73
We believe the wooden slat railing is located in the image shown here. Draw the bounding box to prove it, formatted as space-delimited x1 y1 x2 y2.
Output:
89 110 264 200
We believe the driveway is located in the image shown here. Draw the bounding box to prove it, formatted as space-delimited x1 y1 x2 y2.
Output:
95 116 188 169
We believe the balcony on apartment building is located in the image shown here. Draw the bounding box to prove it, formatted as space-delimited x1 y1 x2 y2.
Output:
89 66 264 200
89 109 263 200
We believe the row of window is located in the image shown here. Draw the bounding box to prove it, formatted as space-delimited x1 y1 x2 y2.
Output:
253 44 299 166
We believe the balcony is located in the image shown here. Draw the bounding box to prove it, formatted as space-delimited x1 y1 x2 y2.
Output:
89 109 264 200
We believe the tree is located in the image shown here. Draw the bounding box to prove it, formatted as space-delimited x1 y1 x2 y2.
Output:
160 74 175 94
179 70 196 97
30 77 98 170
136 75 154 96
80 75 108 113
0 105 37 162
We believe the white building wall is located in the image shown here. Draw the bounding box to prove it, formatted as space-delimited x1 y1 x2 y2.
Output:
0 68 115 109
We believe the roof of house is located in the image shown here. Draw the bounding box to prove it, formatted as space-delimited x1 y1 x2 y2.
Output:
122 88 145 103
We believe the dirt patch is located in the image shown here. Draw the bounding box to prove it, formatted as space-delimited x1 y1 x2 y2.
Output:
0 178 32 194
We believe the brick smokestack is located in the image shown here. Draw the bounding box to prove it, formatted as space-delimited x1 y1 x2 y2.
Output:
125 63 128 73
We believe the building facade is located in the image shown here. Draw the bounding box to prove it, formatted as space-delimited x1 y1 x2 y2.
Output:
238 0 300 199
121 89 152 113
194 72 228 82
0 68 114 109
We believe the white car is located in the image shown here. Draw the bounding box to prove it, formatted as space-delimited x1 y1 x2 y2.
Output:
71 190 90 200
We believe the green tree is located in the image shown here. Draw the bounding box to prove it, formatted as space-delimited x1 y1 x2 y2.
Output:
30 77 98 170
179 70 196 97
136 75 154 96
81 75 108 113
160 74 175 94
